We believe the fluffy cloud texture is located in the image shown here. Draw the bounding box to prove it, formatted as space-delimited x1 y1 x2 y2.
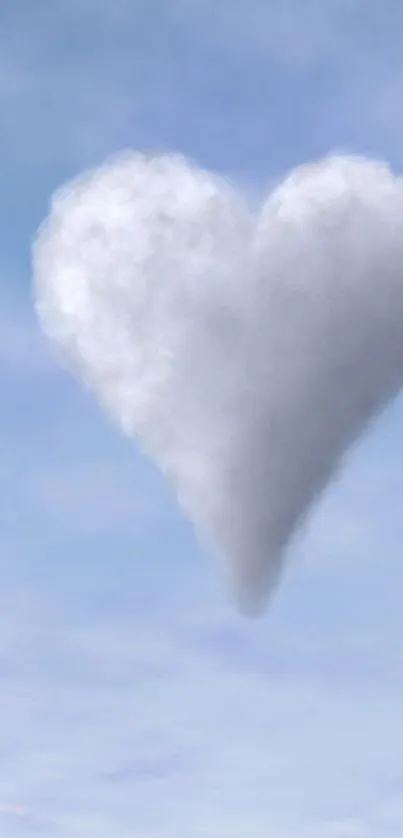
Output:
33 151 403 613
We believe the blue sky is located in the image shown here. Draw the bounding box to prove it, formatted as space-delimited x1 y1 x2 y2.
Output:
2 1 403 835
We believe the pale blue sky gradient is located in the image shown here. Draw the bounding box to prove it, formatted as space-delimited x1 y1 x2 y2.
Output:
1 1 403 835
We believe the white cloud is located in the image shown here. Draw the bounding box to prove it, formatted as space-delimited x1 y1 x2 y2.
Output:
33 150 403 614
2 3 403 835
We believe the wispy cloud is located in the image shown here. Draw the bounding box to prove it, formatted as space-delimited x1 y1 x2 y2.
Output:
0 589 402 837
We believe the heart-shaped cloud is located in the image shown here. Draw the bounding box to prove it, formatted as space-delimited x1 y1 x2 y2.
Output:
33 152 403 615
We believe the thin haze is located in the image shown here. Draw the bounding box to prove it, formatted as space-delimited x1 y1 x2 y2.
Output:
33 151 403 614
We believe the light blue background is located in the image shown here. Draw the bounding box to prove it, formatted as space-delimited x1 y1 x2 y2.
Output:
1 1 403 834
